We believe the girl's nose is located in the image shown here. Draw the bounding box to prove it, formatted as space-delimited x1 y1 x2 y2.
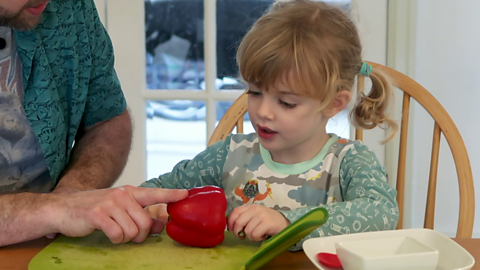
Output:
257 98 274 120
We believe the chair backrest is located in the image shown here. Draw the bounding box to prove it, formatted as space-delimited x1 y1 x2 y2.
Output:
208 62 475 238
209 92 248 145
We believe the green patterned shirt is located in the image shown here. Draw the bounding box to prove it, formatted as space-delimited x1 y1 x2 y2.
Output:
13 0 126 186
142 133 399 251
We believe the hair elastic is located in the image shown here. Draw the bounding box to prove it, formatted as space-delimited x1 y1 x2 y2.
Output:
359 62 372 76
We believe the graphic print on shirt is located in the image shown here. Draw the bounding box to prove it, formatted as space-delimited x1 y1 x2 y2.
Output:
234 179 273 204
0 31 22 98
0 27 51 194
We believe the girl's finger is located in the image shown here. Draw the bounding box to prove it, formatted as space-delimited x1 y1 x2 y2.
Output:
243 217 262 241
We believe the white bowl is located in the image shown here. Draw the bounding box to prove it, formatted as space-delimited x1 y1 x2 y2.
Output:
302 228 475 270
335 236 439 270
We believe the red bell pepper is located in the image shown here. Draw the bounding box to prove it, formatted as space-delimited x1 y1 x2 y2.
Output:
166 185 227 248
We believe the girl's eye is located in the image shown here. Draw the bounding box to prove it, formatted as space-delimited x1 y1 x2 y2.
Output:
279 100 296 109
246 89 262 96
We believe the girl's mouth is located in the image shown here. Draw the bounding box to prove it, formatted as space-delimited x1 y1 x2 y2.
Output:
257 125 277 139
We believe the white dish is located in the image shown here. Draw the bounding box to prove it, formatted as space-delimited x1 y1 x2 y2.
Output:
302 228 475 270
335 236 439 270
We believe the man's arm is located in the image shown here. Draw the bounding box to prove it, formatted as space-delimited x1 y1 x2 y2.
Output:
0 186 188 247
0 193 60 246
54 109 132 193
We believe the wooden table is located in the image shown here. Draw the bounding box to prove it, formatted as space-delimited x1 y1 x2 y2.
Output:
1 238 478 270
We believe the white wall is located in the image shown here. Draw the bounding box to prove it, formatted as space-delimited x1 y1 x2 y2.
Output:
408 0 479 237
354 0 388 165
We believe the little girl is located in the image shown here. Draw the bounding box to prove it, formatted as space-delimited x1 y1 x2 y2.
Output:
142 0 399 251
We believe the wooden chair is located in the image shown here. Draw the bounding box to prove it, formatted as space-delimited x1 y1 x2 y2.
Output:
208 62 475 238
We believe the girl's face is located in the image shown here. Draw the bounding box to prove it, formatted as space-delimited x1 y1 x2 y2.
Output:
0 0 49 30
247 81 331 164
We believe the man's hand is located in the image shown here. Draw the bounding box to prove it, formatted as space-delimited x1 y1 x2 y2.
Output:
51 186 187 244
44 187 90 239
227 204 290 242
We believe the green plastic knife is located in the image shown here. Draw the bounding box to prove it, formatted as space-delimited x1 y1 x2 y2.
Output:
241 207 329 270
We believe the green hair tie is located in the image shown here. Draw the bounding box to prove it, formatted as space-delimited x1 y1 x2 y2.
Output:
359 62 372 76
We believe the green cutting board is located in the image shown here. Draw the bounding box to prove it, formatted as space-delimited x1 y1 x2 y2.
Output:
29 231 261 270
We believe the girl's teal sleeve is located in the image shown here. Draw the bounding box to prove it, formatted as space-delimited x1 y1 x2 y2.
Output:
278 144 399 251
140 135 232 190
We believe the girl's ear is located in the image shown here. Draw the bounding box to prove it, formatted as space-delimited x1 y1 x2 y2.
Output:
322 90 352 118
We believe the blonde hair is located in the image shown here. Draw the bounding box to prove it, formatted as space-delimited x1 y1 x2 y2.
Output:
236 0 397 140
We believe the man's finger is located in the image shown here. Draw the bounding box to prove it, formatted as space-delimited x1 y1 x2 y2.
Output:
131 187 188 207
149 218 166 235
46 233 58 239
110 207 139 243
128 204 154 243
96 217 124 244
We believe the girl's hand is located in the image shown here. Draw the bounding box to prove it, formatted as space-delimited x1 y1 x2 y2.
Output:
227 204 290 242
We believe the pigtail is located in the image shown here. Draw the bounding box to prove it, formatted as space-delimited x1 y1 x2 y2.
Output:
352 68 398 143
